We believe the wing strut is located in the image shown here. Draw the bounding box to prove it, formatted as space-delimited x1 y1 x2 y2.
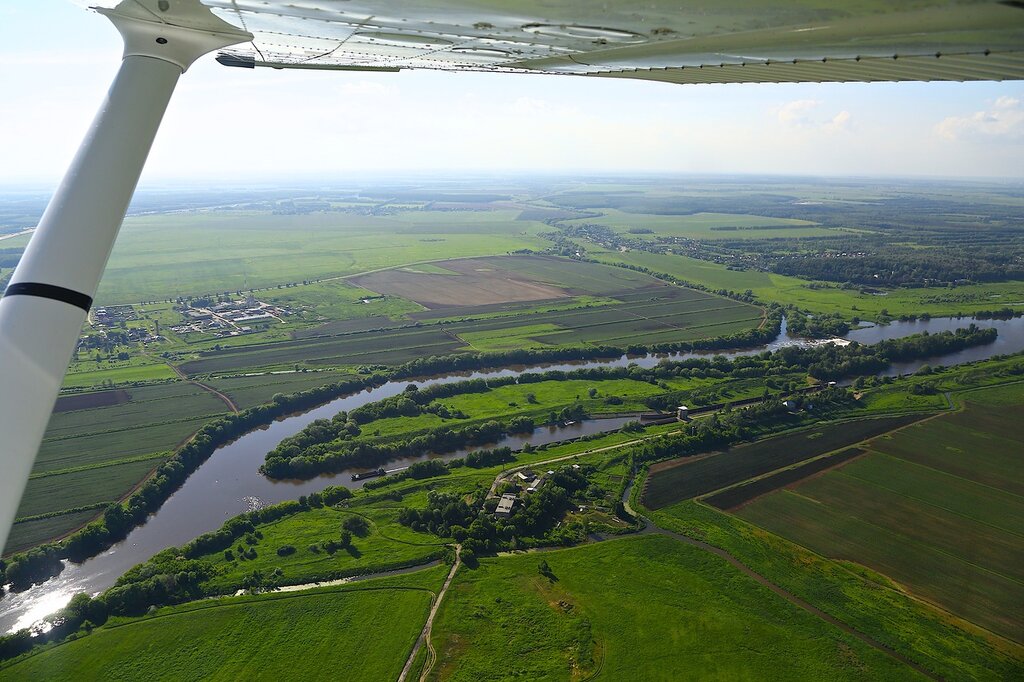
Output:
0 2 249 551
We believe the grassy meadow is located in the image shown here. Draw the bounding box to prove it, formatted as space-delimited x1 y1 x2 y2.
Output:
0 570 444 681
199 505 445 593
93 210 552 304
428 535 922 681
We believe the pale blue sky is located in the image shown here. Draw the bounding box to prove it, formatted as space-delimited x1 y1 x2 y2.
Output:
1 0 1022 185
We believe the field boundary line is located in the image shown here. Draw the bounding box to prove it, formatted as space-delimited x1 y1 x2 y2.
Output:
642 525 943 680
833 468 1024 540
850 450 1024 501
166 361 239 414
775 481 1024 588
28 452 170 480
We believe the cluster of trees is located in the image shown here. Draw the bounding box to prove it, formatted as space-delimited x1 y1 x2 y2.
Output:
462 447 516 468
803 326 997 381
397 492 478 538
394 462 625 559
772 251 1024 287
631 389 855 470
503 468 590 539
972 307 1022 320
785 309 851 338
262 413 539 479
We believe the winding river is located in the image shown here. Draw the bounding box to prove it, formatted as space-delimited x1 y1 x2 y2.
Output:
3 314 1023 633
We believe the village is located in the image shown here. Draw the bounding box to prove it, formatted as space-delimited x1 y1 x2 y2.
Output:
170 296 296 338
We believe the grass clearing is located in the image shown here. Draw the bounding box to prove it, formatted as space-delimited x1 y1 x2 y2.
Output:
200 505 445 594
650 501 1023 681
429 535 922 681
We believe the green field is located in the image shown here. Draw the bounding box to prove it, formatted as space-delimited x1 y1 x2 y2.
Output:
642 415 925 510
590 248 1024 319
61 360 178 390
198 505 445 594
428 535 921 680
205 370 358 411
361 378 677 441
2 510 106 554
0 574 439 681
649 501 1023 681
735 386 1024 641
93 209 552 304
5 382 230 554
177 257 762 376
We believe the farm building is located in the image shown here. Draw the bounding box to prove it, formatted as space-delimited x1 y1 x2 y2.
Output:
495 494 517 518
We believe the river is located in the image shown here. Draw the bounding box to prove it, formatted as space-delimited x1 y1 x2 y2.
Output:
3 314 1023 632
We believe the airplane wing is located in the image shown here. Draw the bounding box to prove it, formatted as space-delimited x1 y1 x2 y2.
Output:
195 0 1024 83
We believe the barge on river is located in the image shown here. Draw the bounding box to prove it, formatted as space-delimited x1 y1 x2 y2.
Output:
352 467 386 481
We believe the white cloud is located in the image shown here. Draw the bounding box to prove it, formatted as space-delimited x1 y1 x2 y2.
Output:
934 96 1024 142
776 100 851 133
823 110 852 134
776 99 821 127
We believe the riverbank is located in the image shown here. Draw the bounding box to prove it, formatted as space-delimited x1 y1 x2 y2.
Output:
3 315 1022 634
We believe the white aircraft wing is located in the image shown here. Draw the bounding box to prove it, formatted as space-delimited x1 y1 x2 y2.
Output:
187 0 1024 83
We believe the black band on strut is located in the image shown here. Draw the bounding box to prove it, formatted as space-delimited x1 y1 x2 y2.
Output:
3 282 93 312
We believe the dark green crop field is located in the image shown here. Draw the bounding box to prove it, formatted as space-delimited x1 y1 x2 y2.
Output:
428 535 922 681
5 382 231 555
736 384 1024 642
704 447 867 510
180 326 464 375
205 370 358 411
643 415 924 510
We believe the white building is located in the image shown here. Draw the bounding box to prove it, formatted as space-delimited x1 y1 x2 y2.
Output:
495 494 517 518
